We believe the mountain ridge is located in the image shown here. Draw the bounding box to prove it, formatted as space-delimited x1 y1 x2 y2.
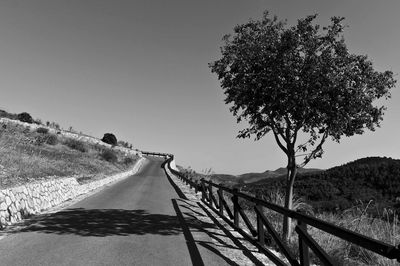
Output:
211 166 322 185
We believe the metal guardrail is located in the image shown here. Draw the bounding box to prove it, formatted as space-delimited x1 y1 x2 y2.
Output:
164 157 400 266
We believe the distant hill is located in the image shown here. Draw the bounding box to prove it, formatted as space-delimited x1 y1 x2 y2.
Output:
210 167 322 186
242 157 400 212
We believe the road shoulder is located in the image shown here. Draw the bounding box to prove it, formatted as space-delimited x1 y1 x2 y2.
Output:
165 166 278 266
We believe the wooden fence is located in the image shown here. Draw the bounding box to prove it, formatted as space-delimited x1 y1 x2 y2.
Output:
162 155 400 266
141 151 173 158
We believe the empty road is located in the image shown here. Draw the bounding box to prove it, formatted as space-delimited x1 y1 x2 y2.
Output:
0 158 230 266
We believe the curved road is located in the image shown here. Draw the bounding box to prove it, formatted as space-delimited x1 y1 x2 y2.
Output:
0 158 230 266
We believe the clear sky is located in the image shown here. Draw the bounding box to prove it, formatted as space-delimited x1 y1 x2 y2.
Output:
0 0 399 175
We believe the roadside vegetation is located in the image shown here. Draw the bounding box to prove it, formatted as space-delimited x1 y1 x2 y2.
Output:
180 165 400 265
242 157 400 214
0 110 138 189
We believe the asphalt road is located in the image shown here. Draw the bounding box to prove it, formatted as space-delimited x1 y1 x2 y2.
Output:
0 158 230 266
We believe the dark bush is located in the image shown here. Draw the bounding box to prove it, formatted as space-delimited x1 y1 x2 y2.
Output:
101 133 117 146
101 149 118 163
0 109 17 120
46 134 58 145
64 138 87 152
34 132 57 146
36 127 49 134
17 112 33 124
312 198 352 213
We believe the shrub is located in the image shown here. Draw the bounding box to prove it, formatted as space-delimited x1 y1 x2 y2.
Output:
17 112 33 124
0 109 17 120
36 127 49 134
123 156 135 165
101 133 117 146
64 138 87 152
45 134 58 145
33 132 57 146
101 149 118 163
34 134 47 146
118 140 132 148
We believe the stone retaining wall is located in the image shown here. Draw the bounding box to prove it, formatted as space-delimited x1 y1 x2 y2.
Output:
0 157 146 228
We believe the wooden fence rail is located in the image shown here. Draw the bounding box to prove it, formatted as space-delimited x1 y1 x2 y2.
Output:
141 151 173 158
163 156 400 266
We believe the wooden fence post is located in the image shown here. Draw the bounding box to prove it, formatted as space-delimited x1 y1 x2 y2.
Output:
298 221 310 266
256 203 265 246
218 188 224 216
208 183 213 207
232 188 239 227
201 179 205 201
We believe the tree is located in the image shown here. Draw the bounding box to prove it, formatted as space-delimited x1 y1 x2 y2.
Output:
209 11 395 240
101 133 117 146
17 112 33 124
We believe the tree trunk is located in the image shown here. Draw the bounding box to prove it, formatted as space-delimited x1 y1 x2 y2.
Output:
282 153 297 242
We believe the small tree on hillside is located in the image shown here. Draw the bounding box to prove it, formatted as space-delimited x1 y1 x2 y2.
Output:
17 112 33 124
101 133 117 146
209 11 395 240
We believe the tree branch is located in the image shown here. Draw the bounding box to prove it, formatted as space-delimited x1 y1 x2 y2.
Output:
298 132 328 168
270 118 288 143
284 116 291 141
272 128 288 154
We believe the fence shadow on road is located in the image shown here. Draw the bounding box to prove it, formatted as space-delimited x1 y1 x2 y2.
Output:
10 208 187 237
173 198 265 266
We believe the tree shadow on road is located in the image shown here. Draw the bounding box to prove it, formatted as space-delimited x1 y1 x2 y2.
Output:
11 208 187 237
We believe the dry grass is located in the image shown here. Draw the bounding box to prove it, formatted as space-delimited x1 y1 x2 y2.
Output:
0 123 138 189
254 192 400 265
200 179 400 265
310 203 400 265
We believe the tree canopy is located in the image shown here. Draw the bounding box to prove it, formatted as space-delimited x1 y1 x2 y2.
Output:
209 11 396 239
210 12 395 167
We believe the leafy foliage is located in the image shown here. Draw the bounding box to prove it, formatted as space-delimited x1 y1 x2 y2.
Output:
64 138 87 152
36 127 49 134
243 157 400 212
101 149 118 163
101 133 117 146
209 11 395 167
17 112 33 124
118 140 133 149
45 134 58 145
209 11 395 238
0 109 18 120
123 156 135 165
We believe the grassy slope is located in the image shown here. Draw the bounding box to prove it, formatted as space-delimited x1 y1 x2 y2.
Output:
180 162 400 265
0 122 138 189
